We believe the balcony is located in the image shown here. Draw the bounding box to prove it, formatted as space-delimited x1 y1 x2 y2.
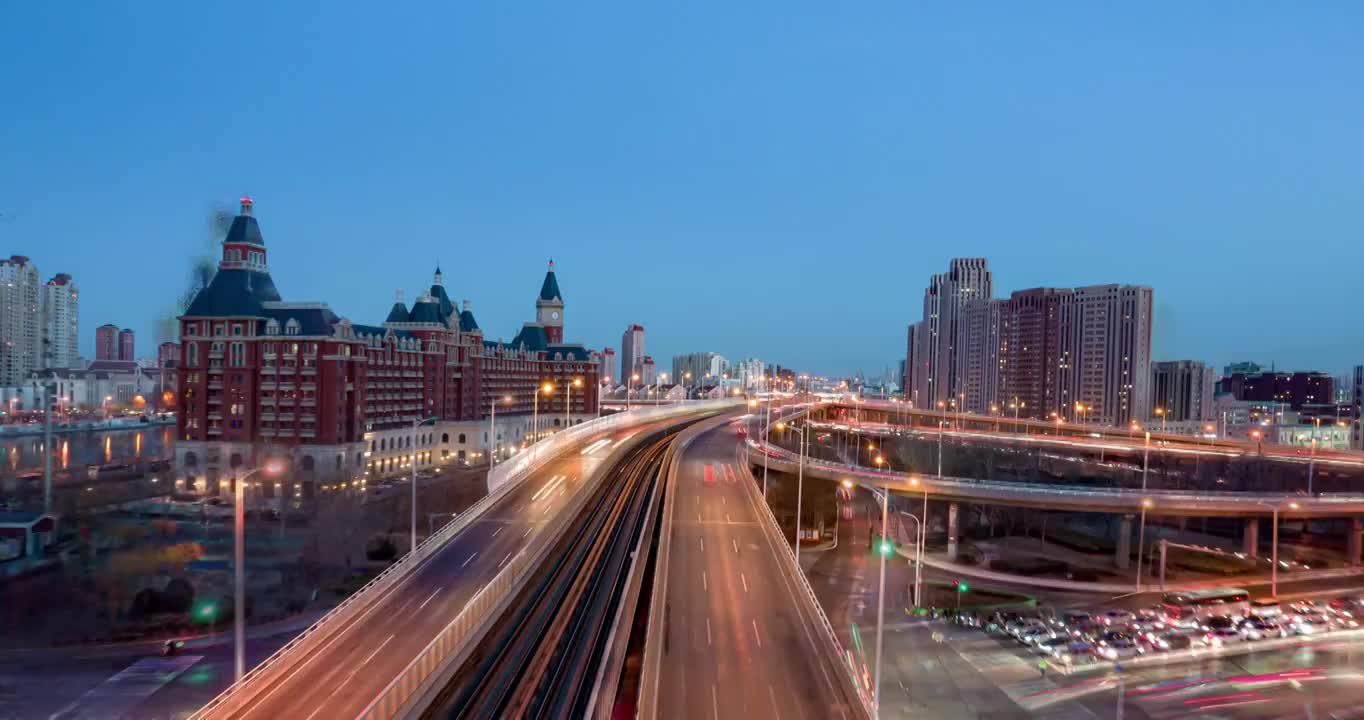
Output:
208 381 223 390
278 428 295 437
279 366 296 376
301 398 316 407
301 367 316 376
260 412 276 421
260 427 278 437
260 381 277 390
279 413 295 422
300 429 316 438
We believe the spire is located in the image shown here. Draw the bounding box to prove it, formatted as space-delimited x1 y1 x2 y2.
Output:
240 195 253 216
538 260 562 303
433 264 443 286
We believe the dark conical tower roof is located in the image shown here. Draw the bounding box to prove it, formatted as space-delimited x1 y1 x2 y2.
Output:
538 259 562 302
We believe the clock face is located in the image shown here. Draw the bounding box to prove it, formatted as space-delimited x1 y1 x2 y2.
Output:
550 311 560 320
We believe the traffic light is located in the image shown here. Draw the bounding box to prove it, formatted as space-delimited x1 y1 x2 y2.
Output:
955 580 970 593
878 539 893 556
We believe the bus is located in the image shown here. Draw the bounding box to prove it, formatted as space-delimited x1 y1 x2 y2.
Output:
1159 588 1251 624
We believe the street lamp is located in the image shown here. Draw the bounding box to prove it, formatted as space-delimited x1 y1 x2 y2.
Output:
873 483 890 713
566 377 583 428
598 377 610 419
1135 498 1152 592
489 395 511 468
233 458 285 683
1155 407 1166 434
1254 500 1300 597
778 420 809 567
534 382 554 456
411 415 439 554
628 373 640 410
683 371 692 401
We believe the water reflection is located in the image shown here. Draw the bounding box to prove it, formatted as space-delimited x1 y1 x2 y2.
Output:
0 425 174 477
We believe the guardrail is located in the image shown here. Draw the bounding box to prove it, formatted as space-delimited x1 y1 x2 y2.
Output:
754 436 1364 513
193 400 734 720
360 411 727 719
736 435 875 718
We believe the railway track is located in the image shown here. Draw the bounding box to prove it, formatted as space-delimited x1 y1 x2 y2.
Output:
427 424 687 719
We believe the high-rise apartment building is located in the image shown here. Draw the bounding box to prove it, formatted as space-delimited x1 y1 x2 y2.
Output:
1056 284 1154 426
1150 360 1215 422
41 273 79 369
1217 371 1335 410
640 356 657 387
599 347 616 383
0 255 42 387
95 324 119 361
916 258 992 411
118 328 135 361
996 288 1067 419
621 324 645 382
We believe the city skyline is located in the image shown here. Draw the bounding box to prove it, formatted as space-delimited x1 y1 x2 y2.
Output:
5 4 1364 375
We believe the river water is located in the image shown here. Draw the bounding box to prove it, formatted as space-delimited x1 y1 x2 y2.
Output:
0 424 175 479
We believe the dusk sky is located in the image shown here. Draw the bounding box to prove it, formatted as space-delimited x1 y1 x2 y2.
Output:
4 3 1362 378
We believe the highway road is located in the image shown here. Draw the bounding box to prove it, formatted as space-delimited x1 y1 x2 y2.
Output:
199 416 680 720
653 419 861 719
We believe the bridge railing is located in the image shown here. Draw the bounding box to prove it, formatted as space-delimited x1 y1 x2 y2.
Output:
753 438 1364 506
359 402 735 719
192 401 733 720
737 431 876 718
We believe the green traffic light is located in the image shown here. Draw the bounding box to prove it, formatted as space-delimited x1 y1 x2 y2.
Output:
957 582 970 593
878 541 893 556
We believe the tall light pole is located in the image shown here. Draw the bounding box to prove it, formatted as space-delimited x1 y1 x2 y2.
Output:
1155 407 1166 434
598 376 609 418
937 420 945 478
779 421 808 567
683 371 692 401
873 483 890 714
566 376 582 429
235 459 284 683
488 395 510 468
411 415 439 553
533 382 553 459
1256 501 1299 597
1142 431 1151 490
762 396 771 500
1135 498 1152 592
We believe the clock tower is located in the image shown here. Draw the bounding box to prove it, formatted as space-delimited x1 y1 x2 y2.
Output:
536 259 565 343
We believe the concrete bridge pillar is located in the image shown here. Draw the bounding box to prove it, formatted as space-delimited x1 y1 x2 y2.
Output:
1115 515 1133 569
1242 518 1260 558
1349 517 1363 567
946 502 961 562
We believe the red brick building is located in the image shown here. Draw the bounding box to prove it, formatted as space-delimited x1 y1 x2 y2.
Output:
176 198 599 495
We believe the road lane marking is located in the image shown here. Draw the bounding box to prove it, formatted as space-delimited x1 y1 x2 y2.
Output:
706 618 712 646
492 526 503 538
419 588 441 610
524 526 534 538
702 571 708 591
722 496 726 505
499 552 512 567
304 707 325 720
697 512 702 523
461 552 478 568
732 538 739 554
752 619 762 648
768 684 781 717
360 634 394 666
532 475 565 501
712 683 719 719
741 573 749 593
726 513 731 523
699 537 704 552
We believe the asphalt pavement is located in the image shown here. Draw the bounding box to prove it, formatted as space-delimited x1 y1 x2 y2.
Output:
654 421 860 720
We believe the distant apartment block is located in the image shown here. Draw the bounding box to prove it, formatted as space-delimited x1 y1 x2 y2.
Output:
1150 360 1215 422
905 258 1153 426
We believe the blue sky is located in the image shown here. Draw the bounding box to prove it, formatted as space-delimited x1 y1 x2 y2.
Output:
4 3 1362 377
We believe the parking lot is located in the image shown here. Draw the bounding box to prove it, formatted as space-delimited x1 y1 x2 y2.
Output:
943 587 1364 678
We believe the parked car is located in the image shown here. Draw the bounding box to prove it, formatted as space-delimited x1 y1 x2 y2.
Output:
1239 616 1287 641
1098 638 1143 660
1056 642 1097 666
1203 626 1245 646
